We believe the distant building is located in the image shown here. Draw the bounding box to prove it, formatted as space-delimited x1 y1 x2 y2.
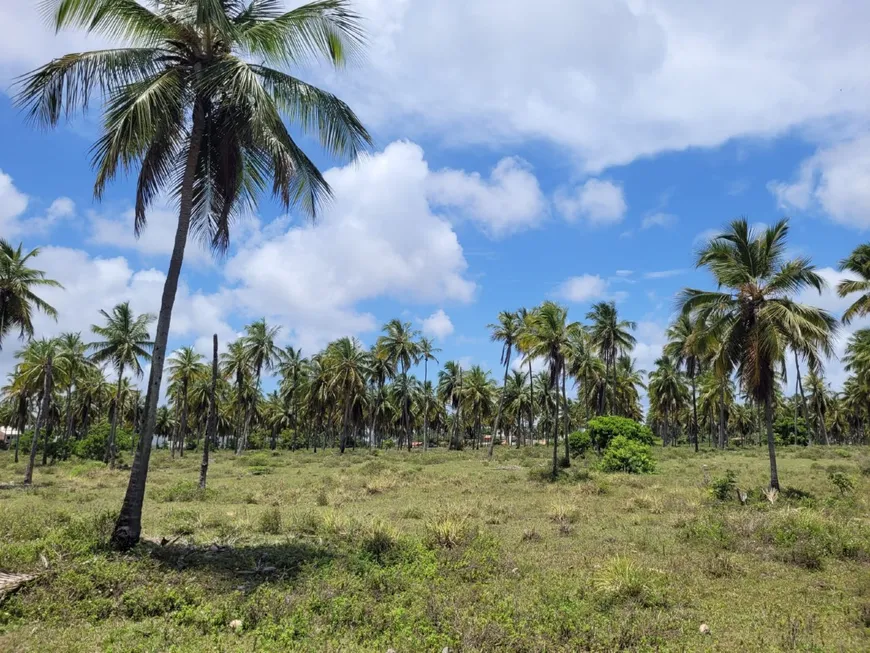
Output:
0 426 20 445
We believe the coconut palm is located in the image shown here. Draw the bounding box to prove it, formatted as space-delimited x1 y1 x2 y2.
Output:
516 307 538 443
167 346 207 457
586 301 636 415
678 219 835 489
55 332 94 458
804 369 831 446
17 0 372 549
366 344 395 448
519 301 581 477
377 319 420 450
89 302 154 469
487 310 519 457
837 244 870 325
665 313 704 451
238 319 282 452
417 336 441 451
221 340 251 450
0 240 62 350
323 337 368 453
461 365 495 450
17 338 63 485
438 361 463 450
648 355 687 446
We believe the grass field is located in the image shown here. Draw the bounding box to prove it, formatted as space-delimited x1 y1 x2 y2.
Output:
1 444 869 652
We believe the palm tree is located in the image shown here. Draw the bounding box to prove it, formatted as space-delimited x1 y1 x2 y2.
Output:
648 355 687 446
516 307 538 443
324 337 368 453
520 301 580 477
366 344 395 448
18 0 372 550
462 365 495 450
0 239 62 350
417 337 441 451
238 319 282 452
199 334 219 489
221 340 251 451
167 346 207 457
56 332 94 458
90 302 154 469
487 310 519 458
613 355 646 420
17 338 63 485
438 361 463 450
378 320 420 450
837 244 870 324
586 301 636 415
665 313 703 451
804 369 831 446
678 219 836 489
277 345 304 445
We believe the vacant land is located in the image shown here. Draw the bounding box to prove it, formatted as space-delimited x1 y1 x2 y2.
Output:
0 445 869 652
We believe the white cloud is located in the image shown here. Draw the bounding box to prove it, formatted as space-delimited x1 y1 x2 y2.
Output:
632 320 668 381
554 274 610 302
643 269 687 279
615 269 634 277
770 134 870 229
641 212 677 229
427 157 547 237
88 201 214 266
693 228 720 246
421 309 454 340
224 141 476 353
556 179 627 225
0 169 29 236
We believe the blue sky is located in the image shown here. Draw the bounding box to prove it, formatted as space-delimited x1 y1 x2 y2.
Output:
0 0 868 396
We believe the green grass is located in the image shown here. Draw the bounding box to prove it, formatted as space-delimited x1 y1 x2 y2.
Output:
1 445 869 651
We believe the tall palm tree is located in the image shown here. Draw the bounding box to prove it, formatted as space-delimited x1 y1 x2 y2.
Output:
366 344 395 448
520 302 580 477
19 339 60 486
837 243 870 324
277 345 304 444
90 302 154 469
167 346 206 457
516 307 538 442
678 219 836 489
487 310 519 458
438 361 463 450
0 239 62 350
199 334 219 489
238 319 282 452
56 332 94 458
586 301 636 415
648 355 687 446
324 337 368 453
665 313 703 451
461 365 495 450
378 319 420 450
221 340 251 450
18 0 372 550
804 369 831 446
417 337 441 451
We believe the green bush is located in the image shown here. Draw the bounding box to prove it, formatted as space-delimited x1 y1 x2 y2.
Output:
829 471 855 495
600 436 656 474
74 421 134 461
279 428 306 450
588 416 655 451
774 415 809 446
710 469 738 501
568 430 592 458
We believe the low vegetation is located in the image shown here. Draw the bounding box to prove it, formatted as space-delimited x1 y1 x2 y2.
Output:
1 445 869 652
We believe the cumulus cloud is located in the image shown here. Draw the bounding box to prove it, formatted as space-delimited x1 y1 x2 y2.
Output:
555 179 627 225
770 134 870 229
421 309 454 340
554 274 610 302
641 212 677 229
0 169 30 236
427 157 547 237
224 141 476 353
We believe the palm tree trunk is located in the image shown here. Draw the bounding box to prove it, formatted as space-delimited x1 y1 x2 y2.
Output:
403 364 411 452
527 359 535 443
14 394 27 464
663 406 669 446
489 350 512 458
794 354 814 446
107 363 124 470
562 365 570 466
60 383 74 461
423 359 430 452
179 380 189 458
718 381 726 449
690 367 699 452
199 335 218 490
817 404 830 446
765 394 780 490
551 373 559 479
111 101 205 551
24 357 52 486
340 393 351 454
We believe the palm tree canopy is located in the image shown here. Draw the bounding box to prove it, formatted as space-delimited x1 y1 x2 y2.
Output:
586 301 637 364
16 0 373 250
488 310 520 367
89 301 155 377
377 319 420 373
241 318 282 378
0 239 63 349
678 219 836 403
838 243 870 325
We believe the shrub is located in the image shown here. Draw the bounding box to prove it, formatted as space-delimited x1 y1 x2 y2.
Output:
600 436 656 474
74 421 134 461
382 438 395 450
710 469 738 501
425 514 470 549
257 507 282 534
773 415 809 446
279 428 306 451
829 471 855 496
588 416 655 451
568 430 592 458
593 556 665 607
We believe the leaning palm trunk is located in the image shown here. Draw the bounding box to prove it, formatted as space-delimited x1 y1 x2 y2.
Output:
488 350 513 458
200 336 218 489
111 105 204 550
24 357 52 486
527 359 535 443
107 363 124 469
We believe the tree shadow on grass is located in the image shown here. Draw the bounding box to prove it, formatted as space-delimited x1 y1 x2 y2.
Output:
134 537 335 589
